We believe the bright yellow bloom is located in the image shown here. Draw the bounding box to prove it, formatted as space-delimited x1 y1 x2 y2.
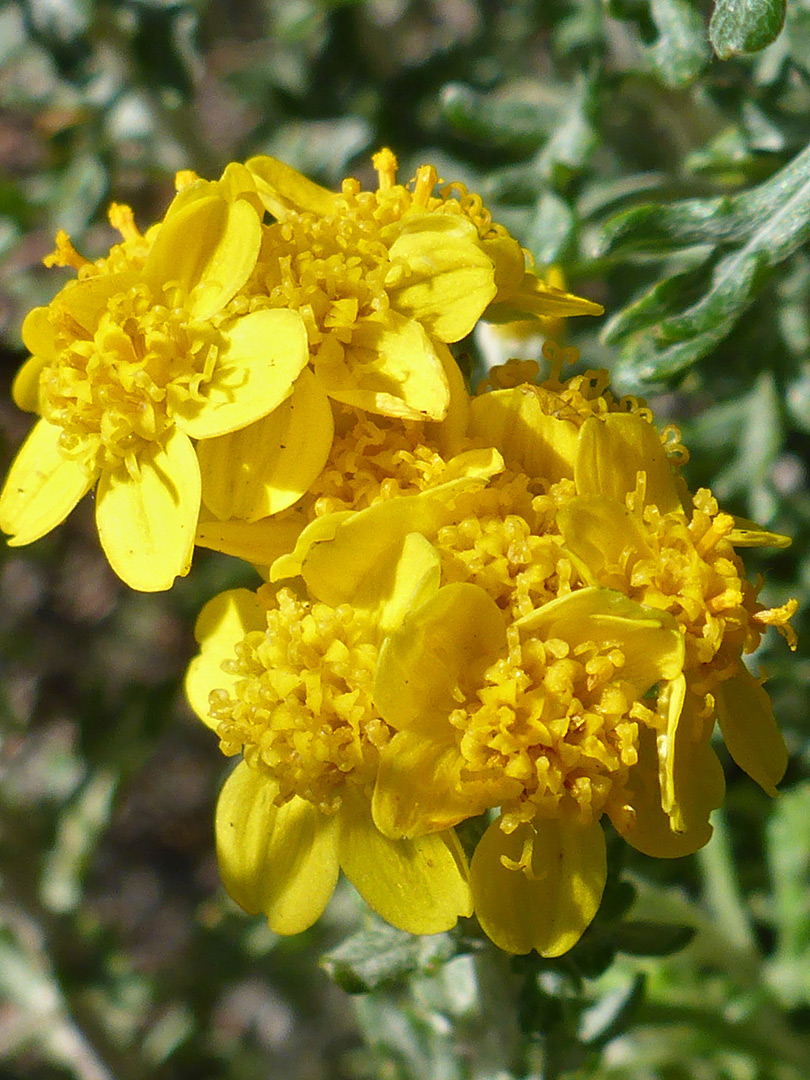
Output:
237 149 601 419
251 344 795 955
185 569 473 936
0 186 310 590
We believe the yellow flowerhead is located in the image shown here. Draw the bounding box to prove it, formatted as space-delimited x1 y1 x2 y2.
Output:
0 183 310 590
237 149 602 423
185 560 473 937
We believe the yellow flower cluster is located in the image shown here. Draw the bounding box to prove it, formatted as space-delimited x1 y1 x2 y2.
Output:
2 151 796 956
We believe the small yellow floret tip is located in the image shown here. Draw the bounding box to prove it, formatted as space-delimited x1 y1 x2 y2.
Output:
372 147 399 190
175 169 199 191
43 230 89 270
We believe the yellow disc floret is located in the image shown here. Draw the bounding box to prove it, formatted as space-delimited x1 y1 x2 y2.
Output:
210 587 391 812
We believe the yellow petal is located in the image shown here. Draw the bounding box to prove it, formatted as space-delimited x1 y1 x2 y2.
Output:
374 581 507 731
246 154 337 219
146 195 261 320
372 729 513 839
385 214 496 343
485 270 604 322
470 816 607 956
176 309 310 440
216 761 340 934
576 413 682 514
716 666 787 797
0 420 95 545
337 788 472 934
198 369 333 520
57 271 141 336
657 682 726 834
21 305 57 360
317 312 450 420
557 494 652 583
271 461 501 603
515 587 684 696
608 724 716 858
375 531 441 634
95 429 201 591
12 355 47 413
728 516 792 549
469 384 579 482
196 510 308 572
185 588 266 728
484 234 526 298
434 343 470 457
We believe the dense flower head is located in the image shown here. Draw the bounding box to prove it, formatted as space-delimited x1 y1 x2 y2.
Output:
210 585 389 811
186 341 796 955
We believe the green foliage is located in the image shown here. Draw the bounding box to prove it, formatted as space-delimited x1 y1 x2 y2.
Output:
1 1 809 1078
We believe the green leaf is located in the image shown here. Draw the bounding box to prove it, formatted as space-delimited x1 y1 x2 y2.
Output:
578 974 646 1046
612 920 697 957
648 0 711 87
601 142 810 383
320 921 458 993
526 191 576 263
710 0 786 59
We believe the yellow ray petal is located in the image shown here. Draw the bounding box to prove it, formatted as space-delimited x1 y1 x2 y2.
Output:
216 761 340 934
338 788 472 934
0 420 95 545
576 413 682 514
557 494 653 583
270 457 501 604
372 729 514 839
470 816 607 956
318 312 450 420
176 309 309 440
716 666 787 797
146 195 262 321
185 588 266 728
198 369 333 520
95 429 201 591
485 271 604 322
11 355 47 413
385 214 496 343
374 581 507 731
608 724 716 858
469 384 579 482
515 587 684 696
657 682 726 835
246 154 337 219
728 517 792 549
195 510 307 571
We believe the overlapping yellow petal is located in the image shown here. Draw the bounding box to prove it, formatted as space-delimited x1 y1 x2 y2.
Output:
338 788 473 935
195 511 307 571
145 194 262 321
175 308 309 440
469 383 579 481
184 587 265 727
557 494 653 584
216 762 340 934
485 271 604 323
0 420 95 546
95 429 201 591
470 816 607 956
374 581 507 732
515 587 685 696
246 154 337 219
317 313 450 420
576 413 682 513
199 369 333 521
384 214 497 343
609 726 717 858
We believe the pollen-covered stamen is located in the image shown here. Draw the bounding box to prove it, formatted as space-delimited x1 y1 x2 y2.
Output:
209 588 390 813
450 626 642 827
108 203 141 243
40 282 225 470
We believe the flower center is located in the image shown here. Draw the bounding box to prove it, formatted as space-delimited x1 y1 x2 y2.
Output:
452 626 646 827
210 587 390 813
40 282 223 475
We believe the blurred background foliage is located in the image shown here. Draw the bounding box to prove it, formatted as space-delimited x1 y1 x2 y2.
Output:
1 0 809 1077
